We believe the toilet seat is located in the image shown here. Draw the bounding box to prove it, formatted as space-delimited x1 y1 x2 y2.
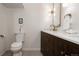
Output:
11 42 22 48
11 46 22 51
11 42 22 51
10 33 24 56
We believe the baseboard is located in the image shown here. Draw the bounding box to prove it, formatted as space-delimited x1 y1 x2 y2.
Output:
22 48 40 51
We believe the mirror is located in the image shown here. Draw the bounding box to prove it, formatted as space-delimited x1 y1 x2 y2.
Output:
53 3 61 27
61 3 79 33
51 3 61 31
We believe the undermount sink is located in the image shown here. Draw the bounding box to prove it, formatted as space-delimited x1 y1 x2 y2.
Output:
62 29 79 37
65 29 78 34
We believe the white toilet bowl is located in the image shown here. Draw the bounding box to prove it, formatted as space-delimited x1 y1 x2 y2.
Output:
10 33 25 56
11 42 22 56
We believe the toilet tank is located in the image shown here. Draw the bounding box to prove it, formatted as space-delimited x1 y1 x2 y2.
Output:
15 33 25 42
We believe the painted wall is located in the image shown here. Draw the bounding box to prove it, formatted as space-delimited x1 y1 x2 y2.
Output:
11 3 53 50
0 4 14 55
6 9 15 50
71 4 79 32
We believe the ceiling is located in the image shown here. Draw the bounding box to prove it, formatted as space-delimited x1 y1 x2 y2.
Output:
2 3 24 8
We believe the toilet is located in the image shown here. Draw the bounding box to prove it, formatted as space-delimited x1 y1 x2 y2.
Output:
11 33 24 56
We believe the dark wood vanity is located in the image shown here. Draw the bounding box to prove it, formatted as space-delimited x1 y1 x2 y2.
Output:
41 31 79 56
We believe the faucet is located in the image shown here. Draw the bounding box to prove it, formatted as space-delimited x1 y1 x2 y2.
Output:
53 25 58 31
49 24 58 31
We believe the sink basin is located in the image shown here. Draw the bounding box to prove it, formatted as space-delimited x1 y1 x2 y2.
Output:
65 29 78 34
62 29 79 37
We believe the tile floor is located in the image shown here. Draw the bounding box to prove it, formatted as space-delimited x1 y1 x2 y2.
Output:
23 51 42 56
2 50 43 56
2 50 13 56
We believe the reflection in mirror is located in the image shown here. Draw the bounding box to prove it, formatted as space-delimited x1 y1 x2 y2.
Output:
63 13 72 30
61 3 79 34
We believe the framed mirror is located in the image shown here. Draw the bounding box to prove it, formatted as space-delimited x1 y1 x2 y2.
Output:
51 3 61 31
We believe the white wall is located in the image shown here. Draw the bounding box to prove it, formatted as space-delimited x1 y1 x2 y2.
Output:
11 3 53 50
71 4 79 32
0 4 8 55
6 9 15 50
0 4 14 55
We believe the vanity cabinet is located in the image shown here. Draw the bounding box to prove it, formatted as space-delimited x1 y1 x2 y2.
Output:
41 31 79 56
64 40 79 55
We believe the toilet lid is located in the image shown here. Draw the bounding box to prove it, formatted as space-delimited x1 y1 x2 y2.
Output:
11 42 22 48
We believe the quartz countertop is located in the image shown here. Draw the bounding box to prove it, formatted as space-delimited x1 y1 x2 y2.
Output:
42 29 79 45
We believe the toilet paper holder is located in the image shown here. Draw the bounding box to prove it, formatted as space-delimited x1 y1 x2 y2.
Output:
0 35 4 38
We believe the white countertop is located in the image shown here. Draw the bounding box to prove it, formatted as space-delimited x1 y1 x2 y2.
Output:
42 30 79 45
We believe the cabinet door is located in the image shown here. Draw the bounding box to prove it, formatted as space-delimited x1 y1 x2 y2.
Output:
41 32 47 55
71 43 79 55
63 40 72 55
47 34 55 56
41 31 64 56
64 40 79 56
41 32 55 56
41 32 51 55
53 36 64 56
45 33 64 56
